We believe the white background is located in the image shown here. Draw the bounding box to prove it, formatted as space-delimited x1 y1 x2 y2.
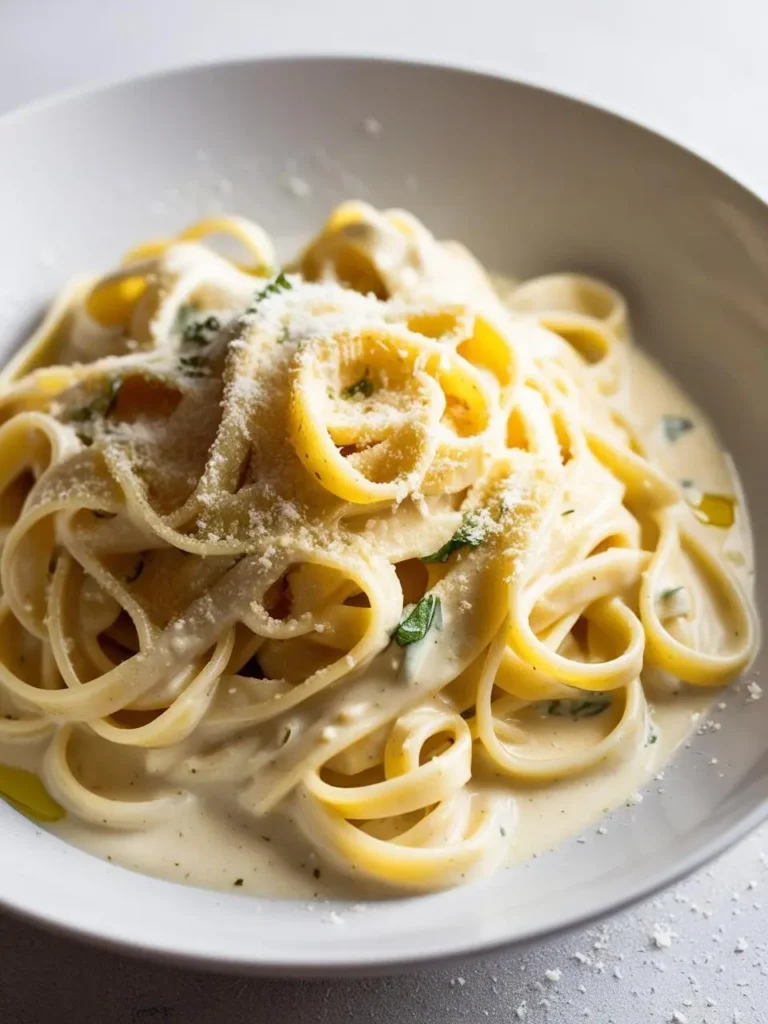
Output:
1 2 767 1021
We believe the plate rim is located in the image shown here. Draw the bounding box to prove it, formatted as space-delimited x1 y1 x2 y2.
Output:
0 52 766 976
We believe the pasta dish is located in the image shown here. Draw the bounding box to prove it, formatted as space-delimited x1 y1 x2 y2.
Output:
0 202 757 895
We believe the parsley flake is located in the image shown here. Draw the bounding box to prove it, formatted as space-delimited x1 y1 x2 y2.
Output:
341 371 374 400
662 414 694 443
547 694 611 719
249 271 292 310
182 314 221 345
422 511 488 563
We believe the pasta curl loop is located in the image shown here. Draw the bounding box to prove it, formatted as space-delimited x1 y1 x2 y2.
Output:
0 202 754 899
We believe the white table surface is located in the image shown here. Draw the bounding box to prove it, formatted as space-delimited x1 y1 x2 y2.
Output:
1 2 767 1021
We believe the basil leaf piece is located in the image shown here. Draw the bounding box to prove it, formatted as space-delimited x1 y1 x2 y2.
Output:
394 594 441 646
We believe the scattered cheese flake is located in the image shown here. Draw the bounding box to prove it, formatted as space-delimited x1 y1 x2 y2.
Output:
544 969 561 983
650 923 676 948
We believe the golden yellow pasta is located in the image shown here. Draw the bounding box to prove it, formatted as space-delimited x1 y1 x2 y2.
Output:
0 202 756 893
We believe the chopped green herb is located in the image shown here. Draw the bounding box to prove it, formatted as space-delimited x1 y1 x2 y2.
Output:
233 878 244 887
394 594 442 646
103 378 122 417
249 271 292 310
183 314 221 345
561 509 575 517
647 728 658 745
178 352 210 378
547 694 611 718
92 509 116 519
68 378 123 423
179 354 207 369
341 371 374 400
126 558 144 583
422 511 488 563
313 868 321 879
660 586 684 601
680 478 695 489
662 414 694 442
75 430 93 447
277 324 291 344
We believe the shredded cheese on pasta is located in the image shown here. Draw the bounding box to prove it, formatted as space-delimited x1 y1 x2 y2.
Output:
0 201 756 890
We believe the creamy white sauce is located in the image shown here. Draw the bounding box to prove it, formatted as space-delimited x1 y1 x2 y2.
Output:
16 339 745 901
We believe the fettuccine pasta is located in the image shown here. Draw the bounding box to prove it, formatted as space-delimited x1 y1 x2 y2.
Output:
0 201 756 894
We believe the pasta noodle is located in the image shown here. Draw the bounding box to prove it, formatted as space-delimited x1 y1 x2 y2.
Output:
0 200 756 893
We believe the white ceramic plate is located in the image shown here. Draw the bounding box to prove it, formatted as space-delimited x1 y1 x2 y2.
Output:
0 57 766 976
